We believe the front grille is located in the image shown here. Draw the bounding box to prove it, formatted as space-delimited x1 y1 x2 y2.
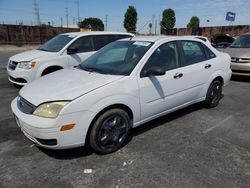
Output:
231 57 250 63
17 96 36 114
8 60 19 70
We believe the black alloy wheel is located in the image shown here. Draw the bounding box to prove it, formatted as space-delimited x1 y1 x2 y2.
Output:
205 80 222 108
89 109 131 154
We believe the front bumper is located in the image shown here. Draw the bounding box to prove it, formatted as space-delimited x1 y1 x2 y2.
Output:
7 66 34 85
11 97 96 149
231 62 250 76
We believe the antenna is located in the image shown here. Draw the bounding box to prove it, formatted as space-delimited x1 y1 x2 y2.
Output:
34 0 41 26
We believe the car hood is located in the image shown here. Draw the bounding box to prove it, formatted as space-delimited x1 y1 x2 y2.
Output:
10 50 55 62
19 69 124 106
223 47 250 58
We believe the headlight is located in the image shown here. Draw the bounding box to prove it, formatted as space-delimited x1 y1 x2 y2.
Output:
33 101 69 118
18 61 36 69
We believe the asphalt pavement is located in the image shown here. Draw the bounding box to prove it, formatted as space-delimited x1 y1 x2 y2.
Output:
0 50 250 188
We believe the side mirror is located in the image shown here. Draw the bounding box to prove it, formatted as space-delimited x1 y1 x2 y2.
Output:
67 47 78 55
141 67 166 77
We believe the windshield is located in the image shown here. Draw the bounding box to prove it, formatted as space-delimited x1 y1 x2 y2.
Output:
78 41 153 75
38 35 74 52
230 35 250 48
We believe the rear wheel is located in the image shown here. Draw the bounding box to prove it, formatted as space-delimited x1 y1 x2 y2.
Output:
89 109 131 154
205 80 222 108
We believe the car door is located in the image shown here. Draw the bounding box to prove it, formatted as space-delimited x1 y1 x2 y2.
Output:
67 36 95 67
138 41 185 120
178 40 215 99
138 40 210 120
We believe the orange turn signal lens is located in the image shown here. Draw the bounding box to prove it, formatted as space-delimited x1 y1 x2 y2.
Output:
31 61 36 68
60 124 75 131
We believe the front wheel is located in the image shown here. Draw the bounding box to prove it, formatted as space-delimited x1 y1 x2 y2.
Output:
89 109 131 154
13 84 23 89
205 80 222 108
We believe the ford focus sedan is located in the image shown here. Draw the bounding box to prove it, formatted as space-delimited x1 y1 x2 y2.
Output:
11 36 232 154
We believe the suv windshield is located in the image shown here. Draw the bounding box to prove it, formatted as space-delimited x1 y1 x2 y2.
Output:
230 35 250 48
38 35 74 52
78 41 153 75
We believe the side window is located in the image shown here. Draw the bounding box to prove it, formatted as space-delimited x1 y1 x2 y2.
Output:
181 41 206 65
142 41 180 72
202 44 216 59
93 35 111 50
69 36 94 53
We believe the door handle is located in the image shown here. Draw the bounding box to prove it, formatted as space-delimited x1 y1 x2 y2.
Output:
205 64 211 69
173 73 183 79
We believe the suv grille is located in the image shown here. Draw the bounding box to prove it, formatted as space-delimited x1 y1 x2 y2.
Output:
231 57 250 63
8 60 19 70
17 96 36 114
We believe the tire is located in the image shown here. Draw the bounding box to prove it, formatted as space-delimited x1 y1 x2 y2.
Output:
205 80 222 108
89 109 132 154
13 84 23 89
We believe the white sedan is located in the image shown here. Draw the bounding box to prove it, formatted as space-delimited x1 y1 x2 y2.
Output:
11 36 232 154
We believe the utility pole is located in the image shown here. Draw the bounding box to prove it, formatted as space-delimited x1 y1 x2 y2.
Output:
65 8 69 28
34 0 41 26
152 15 155 35
61 16 63 27
105 15 108 31
77 0 80 24
155 19 157 35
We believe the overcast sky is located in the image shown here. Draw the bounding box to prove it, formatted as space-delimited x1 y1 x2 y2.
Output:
0 0 249 33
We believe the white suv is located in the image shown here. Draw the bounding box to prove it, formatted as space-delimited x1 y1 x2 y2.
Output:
11 36 232 154
7 31 134 87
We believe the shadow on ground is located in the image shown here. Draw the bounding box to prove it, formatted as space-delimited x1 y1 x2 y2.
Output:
231 75 250 82
40 102 204 159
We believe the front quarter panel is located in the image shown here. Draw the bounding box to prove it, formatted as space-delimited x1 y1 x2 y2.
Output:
60 76 141 125
34 54 69 79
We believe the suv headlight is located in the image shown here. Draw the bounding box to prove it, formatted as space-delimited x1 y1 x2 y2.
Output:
19 61 36 69
33 101 70 118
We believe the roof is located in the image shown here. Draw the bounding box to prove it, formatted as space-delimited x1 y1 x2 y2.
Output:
127 35 206 43
61 31 134 37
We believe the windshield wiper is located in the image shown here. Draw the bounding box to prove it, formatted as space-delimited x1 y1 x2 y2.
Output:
38 48 48 51
80 66 104 74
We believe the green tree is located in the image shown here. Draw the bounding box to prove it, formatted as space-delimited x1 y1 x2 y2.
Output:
123 6 137 33
161 8 176 29
187 16 200 29
78 17 104 31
